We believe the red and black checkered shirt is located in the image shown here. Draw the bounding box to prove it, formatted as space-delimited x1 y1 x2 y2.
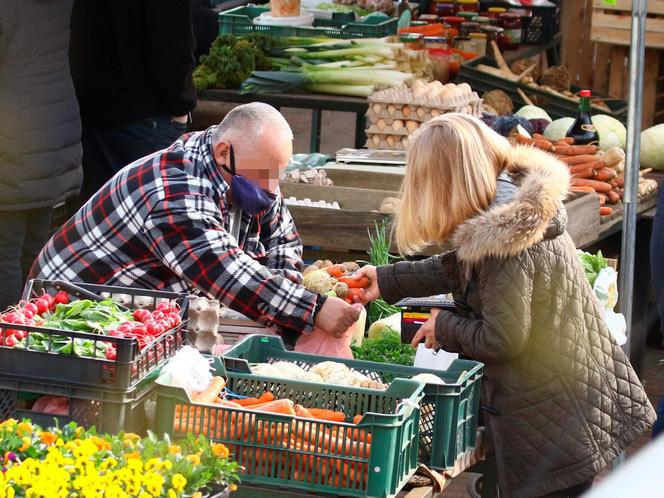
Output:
30 128 319 334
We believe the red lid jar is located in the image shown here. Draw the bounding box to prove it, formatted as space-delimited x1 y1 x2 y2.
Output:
499 13 523 50
442 16 465 32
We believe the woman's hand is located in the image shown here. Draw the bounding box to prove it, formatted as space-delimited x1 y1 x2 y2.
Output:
349 265 380 303
411 308 441 349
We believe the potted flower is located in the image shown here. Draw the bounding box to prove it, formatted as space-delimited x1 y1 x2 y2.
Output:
0 419 239 497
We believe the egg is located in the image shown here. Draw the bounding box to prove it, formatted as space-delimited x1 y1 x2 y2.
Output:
457 83 472 95
439 88 454 101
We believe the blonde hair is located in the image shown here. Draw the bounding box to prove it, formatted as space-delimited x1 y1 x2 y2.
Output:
395 113 511 255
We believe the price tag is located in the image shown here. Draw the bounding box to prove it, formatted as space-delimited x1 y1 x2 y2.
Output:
602 0 617 5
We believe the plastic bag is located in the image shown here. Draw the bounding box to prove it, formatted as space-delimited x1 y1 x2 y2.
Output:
32 396 69 416
593 267 618 311
601 307 627 346
294 326 353 358
414 344 458 371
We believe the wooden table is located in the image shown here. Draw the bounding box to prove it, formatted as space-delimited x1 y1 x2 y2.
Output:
199 89 368 153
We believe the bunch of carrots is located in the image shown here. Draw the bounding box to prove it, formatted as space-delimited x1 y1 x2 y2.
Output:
173 376 371 489
513 134 625 217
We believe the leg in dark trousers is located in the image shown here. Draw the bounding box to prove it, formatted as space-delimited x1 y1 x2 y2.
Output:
650 185 664 346
20 207 52 280
79 115 188 201
0 210 27 310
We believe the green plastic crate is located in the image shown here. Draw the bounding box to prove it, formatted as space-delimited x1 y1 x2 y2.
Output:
223 335 483 470
155 356 424 498
219 5 397 39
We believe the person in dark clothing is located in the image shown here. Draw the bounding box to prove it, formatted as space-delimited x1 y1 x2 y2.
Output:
650 186 664 439
192 0 221 61
69 0 197 200
0 0 83 310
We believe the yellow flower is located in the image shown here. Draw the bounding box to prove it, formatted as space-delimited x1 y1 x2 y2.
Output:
168 444 181 455
16 421 32 436
171 473 187 492
138 493 152 498
39 431 58 445
168 490 177 498
186 454 200 466
55 438 64 447
145 458 161 472
211 443 229 459
125 451 141 460
18 436 31 452
230 484 238 492
192 493 203 498
161 460 173 470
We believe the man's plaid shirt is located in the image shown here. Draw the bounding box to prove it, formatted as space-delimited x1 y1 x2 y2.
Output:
30 128 319 334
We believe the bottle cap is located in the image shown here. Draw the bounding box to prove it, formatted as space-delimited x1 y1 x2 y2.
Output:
580 90 592 97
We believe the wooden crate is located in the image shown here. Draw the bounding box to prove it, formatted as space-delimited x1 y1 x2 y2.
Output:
591 0 664 48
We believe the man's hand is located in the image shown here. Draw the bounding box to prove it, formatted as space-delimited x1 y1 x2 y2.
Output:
350 265 380 303
314 297 362 337
411 308 441 349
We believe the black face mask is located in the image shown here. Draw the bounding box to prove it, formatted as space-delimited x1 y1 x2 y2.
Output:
221 145 276 215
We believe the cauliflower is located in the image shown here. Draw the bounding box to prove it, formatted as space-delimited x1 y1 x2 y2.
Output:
303 269 336 294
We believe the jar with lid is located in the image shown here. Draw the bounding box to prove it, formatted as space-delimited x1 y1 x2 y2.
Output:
442 16 464 33
470 32 488 56
499 12 522 50
473 16 491 27
481 25 506 53
430 1 455 16
454 36 476 55
457 0 479 13
423 36 449 49
400 33 424 50
486 7 507 18
428 48 451 83
458 12 479 21
460 21 481 37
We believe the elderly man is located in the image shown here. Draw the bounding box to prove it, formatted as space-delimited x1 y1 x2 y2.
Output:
29 103 360 343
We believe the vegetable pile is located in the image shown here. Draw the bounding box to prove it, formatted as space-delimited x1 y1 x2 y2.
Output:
303 260 365 303
0 294 182 360
578 250 609 287
250 360 386 389
174 376 373 488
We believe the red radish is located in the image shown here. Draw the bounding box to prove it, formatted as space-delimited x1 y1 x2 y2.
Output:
53 291 69 305
39 293 55 310
107 329 125 338
5 336 19 347
21 309 34 320
133 309 150 322
145 321 160 336
105 344 117 361
2 312 20 323
13 330 26 340
34 299 49 315
156 302 170 312
151 311 164 321
23 303 38 315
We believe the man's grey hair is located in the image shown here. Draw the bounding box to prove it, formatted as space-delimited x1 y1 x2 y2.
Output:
211 102 293 146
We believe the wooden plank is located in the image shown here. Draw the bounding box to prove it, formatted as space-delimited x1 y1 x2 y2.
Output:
591 11 664 48
579 0 599 89
565 192 601 247
281 184 398 211
608 46 629 98
323 168 404 191
561 0 588 84
593 43 613 95
592 0 664 15
643 49 662 127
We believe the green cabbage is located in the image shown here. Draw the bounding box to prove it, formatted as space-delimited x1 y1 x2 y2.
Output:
640 123 664 170
515 105 552 122
544 117 575 141
591 114 626 151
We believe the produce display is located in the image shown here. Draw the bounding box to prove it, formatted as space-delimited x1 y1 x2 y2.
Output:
281 168 334 185
250 360 387 389
351 330 415 366
0 293 182 360
578 250 609 287
333 0 393 15
365 80 481 149
511 133 657 217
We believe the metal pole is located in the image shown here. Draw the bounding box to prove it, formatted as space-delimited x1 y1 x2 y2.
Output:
618 0 647 360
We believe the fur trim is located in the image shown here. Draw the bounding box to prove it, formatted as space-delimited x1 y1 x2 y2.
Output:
452 145 570 264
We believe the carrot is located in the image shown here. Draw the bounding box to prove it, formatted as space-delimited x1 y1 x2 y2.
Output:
308 408 346 422
353 415 363 425
191 376 225 404
218 399 243 408
552 144 598 155
607 189 621 204
337 275 369 288
600 207 613 216
325 264 347 278
345 288 364 301
570 178 612 192
557 154 600 165
595 167 616 181
514 134 553 151
615 175 624 187
570 186 595 194
235 397 260 406
555 137 575 146
571 168 594 179
257 392 275 403
245 399 296 415
569 160 607 173
597 193 607 206
294 404 314 418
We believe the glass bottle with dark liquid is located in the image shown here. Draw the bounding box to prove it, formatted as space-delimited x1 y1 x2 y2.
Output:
566 89 599 146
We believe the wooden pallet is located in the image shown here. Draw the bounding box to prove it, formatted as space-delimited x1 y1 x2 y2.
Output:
591 0 664 48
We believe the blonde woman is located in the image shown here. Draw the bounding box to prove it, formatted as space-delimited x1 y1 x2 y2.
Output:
356 114 655 498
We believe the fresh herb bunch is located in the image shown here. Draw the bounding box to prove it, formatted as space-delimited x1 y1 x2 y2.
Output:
366 220 401 325
351 329 415 366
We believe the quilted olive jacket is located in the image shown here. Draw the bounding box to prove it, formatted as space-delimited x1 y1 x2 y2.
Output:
377 146 655 498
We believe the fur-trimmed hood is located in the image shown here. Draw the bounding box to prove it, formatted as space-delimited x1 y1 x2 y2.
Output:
452 145 570 264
